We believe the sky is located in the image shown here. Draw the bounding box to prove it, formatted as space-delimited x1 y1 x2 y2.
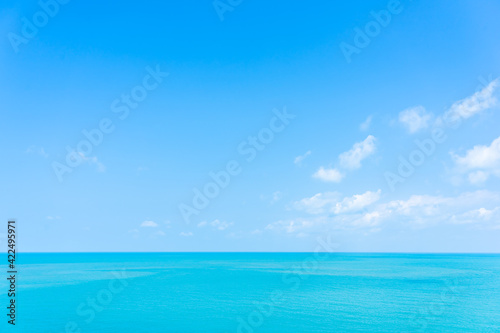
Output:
1 0 500 252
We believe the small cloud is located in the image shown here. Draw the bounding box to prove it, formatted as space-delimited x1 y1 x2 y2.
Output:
450 207 499 224
339 135 377 170
294 190 381 215
294 151 312 165
451 136 500 185
76 153 106 172
27 146 49 158
271 191 283 204
180 232 193 237
137 166 149 172
443 78 499 123
46 216 61 220
265 219 314 234
140 220 158 228
211 219 233 230
313 167 344 183
198 219 233 230
399 106 432 133
128 229 139 238
468 171 489 185
359 115 373 131
154 230 166 236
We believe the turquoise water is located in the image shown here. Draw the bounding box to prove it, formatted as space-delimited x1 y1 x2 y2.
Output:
2 253 500 332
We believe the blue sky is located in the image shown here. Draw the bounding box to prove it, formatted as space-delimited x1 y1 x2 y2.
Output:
1 0 500 252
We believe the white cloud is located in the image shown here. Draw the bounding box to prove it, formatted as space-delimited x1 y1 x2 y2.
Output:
452 136 500 184
294 190 381 215
312 136 376 183
265 219 314 234
46 216 61 220
294 192 341 214
180 232 193 237
312 167 344 183
450 207 499 224
339 135 377 170
443 79 499 123
333 190 382 214
359 115 373 131
27 146 49 158
268 190 500 234
372 190 500 226
154 230 166 236
211 219 233 230
271 191 283 203
294 151 311 165
399 106 432 133
453 136 500 169
197 219 233 231
128 229 140 239
77 152 106 172
353 211 384 228
468 171 490 185
140 220 158 228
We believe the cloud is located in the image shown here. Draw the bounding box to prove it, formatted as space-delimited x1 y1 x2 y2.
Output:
359 115 373 131
294 192 341 214
180 232 193 237
271 191 283 204
371 190 500 226
450 207 499 224
197 219 233 231
294 190 381 215
333 190 382 214
153 230 166 236
140 220 158 228
76 153 106 172
443 79 499 123
312 136 376 183
267 190 500 234
399 106 432 133
27 146 49 158
312 167 344 183
468 171 490 185
294 151 311 165
128 229 139 235
339 135 377 169
451 136 500 184
265 219 315 234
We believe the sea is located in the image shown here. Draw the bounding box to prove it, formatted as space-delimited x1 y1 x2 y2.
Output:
2 253 499 332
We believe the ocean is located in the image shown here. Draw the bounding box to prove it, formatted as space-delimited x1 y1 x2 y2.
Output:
2 253 500 332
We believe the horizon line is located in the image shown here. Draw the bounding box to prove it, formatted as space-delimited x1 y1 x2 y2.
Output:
14 251 500 254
